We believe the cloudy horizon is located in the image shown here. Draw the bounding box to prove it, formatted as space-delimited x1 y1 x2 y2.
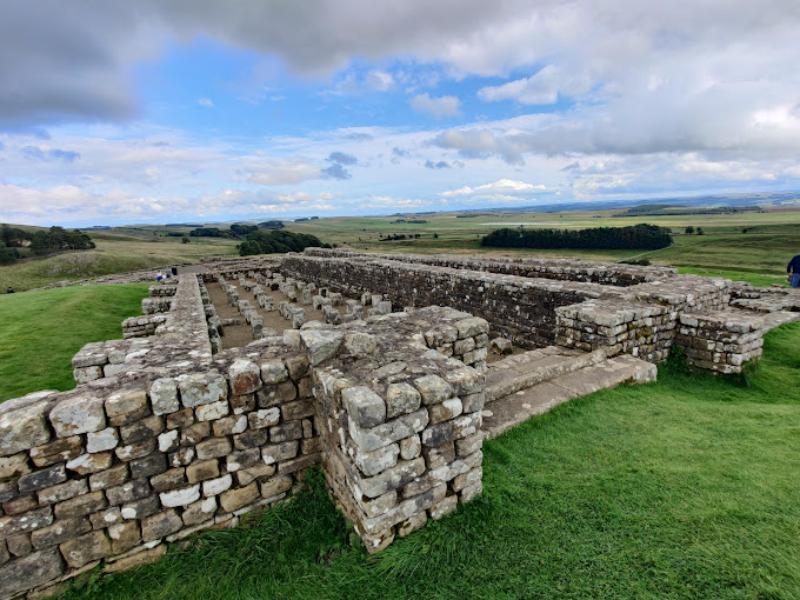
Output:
1 0 799 226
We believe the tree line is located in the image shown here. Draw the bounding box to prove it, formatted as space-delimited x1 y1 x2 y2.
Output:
481 223 673 250
238 230 329 256
1 225 95 264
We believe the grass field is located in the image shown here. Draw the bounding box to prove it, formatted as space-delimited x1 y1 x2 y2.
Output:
0 284 148 401
284 209 800 286
56 322 800 600
3 207 800 290
0 234 237 292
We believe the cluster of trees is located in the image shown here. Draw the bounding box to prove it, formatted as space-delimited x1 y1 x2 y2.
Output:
238 230 329 256
481 223 673 250
293 216 318 222
684 226 705 235
189 221 285 239
0 225 95 264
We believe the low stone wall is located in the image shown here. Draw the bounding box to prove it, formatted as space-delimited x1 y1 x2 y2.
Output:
555 300 676 362
281 254 605 347
0 273 487 599
304 248 676 285
677 311 766 374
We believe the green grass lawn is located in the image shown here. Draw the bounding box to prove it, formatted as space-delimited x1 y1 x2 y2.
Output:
61 322 800 600
0 284 148 401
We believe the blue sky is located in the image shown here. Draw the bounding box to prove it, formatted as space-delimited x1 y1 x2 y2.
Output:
1 0 799 226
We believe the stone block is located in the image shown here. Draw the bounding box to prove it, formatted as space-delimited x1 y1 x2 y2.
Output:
18 464 67 494
413 375 453 405
59 530 111 568
150 377 179 415
105 388 148 419
50 393 106 437
220 483 259 512
86 427 119 453
141 510 182 542
30 436 83 468
342 386 386 428
177 372 228 408
0 549 64 598
229 359 262 396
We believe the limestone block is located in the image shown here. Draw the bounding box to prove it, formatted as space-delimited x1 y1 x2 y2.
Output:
229 359 261 395
385 382 421 419
0 549 64 598
348 409 429 453
342 386 386 428
353 443 400 477
141 510 182 542
177 372 228 408
59 530 111 568
49 394 106 437
150 378 179 415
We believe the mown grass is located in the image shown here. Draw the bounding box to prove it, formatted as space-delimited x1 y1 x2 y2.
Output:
0 284 148 401
61 322 800 600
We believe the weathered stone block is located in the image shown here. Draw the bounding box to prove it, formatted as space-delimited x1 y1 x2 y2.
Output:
150 377 179 415
0 549 64 598
220 482 259 512
413 375 453 405
50 393 106 437
87 427 119 453
229 359 262 395
30 436 82 467
177 372 228 408
60 530 111 568
18 464 67 494
141 510 182 542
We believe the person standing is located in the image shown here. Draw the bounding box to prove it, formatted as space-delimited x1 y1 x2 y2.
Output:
787 254 800 288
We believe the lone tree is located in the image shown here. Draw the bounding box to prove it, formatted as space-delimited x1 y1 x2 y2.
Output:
685 226 695 234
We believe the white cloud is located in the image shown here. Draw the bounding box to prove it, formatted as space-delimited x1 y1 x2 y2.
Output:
246 160 322 185
366 70 394 91
410 93 461 118
197 97 214 108
440 178 546 197
477 65 592 105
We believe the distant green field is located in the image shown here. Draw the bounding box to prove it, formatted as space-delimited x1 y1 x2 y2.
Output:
0 284 148 401
285 209 800 285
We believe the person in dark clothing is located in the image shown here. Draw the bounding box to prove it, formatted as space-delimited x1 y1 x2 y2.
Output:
787 255 800 288
171 266 178 276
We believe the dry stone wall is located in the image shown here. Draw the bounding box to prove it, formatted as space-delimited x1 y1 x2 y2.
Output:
284 249 797 373
0 273 488 599
303 248 676 285
281 254 606 347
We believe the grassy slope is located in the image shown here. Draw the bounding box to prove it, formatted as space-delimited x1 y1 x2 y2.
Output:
62 323 800 600
0 236 237 292
0 284 148 401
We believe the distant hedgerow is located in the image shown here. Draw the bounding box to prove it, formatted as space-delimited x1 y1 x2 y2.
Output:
481 223 672 250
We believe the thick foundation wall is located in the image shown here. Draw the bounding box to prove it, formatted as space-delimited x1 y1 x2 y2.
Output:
303 248 676 285
281 254 604 347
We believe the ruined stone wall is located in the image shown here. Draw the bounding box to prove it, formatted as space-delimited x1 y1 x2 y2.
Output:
304 248 676 285
676 311 767 374
555 300 676 362
281 254 606 347
0 274 487 599
0 341 318 599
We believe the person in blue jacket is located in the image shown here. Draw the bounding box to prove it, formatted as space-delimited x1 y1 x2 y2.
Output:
787 254 800 288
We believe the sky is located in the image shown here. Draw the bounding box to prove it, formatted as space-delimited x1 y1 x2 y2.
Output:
1 0 800 226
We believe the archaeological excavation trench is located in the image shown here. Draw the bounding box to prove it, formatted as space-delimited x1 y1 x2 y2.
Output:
2 248 800 599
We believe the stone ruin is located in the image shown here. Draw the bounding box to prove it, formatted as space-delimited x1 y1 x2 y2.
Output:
2 248 799 598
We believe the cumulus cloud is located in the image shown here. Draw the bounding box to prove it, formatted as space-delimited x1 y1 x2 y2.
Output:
425 160 451 169
365 70 394 91
477 66 592 105
410 93 461 118
197 98 214 108
440 178 545 197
